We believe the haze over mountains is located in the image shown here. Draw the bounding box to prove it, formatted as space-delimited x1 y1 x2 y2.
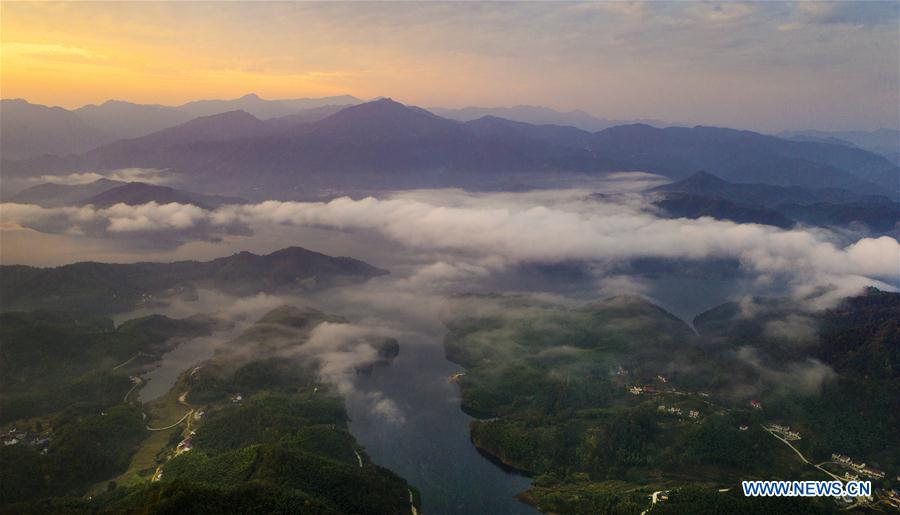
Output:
3 97 898 202
430 105 672 132
0 99 112 160
3 0 899 511
780 128 900 165
651 171 899 234
2 97 898 515
0 94 363 159
3 95 672 161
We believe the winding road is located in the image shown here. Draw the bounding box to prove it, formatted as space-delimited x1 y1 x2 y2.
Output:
123 380 142 403
146 410 192 431
761 425 845 482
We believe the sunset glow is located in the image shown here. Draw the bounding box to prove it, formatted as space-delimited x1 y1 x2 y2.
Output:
3 1 898 131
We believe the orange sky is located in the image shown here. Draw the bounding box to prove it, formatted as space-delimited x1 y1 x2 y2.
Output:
2 1 898 131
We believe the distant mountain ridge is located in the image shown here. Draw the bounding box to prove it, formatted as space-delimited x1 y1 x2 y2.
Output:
8 178 124 207
82 182 245 209
780 128 900 165
0 94 364 159
0 99 111 159
178 93 362 119
431 104 673 131
3 98 898 199
72 100 899 196
592 124 897 192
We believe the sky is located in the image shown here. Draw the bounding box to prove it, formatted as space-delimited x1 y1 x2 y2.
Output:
1 1 898 132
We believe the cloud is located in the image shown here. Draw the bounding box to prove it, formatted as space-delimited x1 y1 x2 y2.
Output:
394 261 493 291
14 184 885 425
360 391 406 425
134 288 412 423
736 346 836 395
797 1 900 27
764 314 819 345
128 290 297 324
3 188 897 301
596 274 651 298
105 202 207 232
686 2 758 26
3 42 106 63
1 200 215 241
214 191 899 285
30 168 171 185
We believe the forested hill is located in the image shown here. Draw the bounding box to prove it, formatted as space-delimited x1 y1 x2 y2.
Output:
0 247 387 315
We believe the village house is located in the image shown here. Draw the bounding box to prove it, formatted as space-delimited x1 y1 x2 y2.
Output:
861 465 885 480
176 437 193 454
885 489 900 509
832 453 851 464
2 429 34 447
832 454 886 479
768 424 801 441
657 405 682 415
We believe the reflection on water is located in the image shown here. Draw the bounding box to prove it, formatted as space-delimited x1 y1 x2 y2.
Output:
122 270 754 513
341 276 753 515
642 276 752 328
137 336 217 402
347 342 538 515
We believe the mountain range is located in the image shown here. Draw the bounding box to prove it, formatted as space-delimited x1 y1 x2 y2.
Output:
3 97 898 200
430 104 672 131
0 94 363 159
0 99 112 160
780 128 900 165
7 178 126 207
2 96 667 160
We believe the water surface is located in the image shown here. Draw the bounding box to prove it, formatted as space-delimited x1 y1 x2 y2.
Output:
347 341 538 515
137 336 218 402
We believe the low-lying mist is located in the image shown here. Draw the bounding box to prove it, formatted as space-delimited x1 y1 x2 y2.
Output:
2 172 897 421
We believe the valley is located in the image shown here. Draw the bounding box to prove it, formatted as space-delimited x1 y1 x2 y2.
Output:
1 5 898 512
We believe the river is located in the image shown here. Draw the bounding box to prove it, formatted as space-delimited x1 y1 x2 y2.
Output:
128 272 749 513
136 335 218 402
346 340 538 515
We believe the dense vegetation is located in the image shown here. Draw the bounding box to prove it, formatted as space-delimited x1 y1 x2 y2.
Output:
0 247 387 314
695 288 900 470
0 405 145 505
444 291 899 513
153 395 411 514
0 311 219 507
0 311 215 423
1 305 416 514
